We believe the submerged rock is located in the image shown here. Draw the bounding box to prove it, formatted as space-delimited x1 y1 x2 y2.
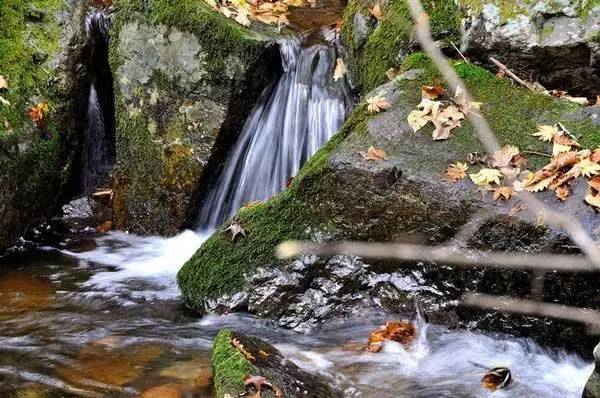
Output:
109 0 281 235
179 53 600 356
211 329 343 398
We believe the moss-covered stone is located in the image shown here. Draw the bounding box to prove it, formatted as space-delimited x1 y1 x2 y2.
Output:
0 0 85 250
109 0 281 235
212 329 253 397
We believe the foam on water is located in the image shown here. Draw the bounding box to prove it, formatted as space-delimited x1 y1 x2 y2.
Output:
61 230 209 301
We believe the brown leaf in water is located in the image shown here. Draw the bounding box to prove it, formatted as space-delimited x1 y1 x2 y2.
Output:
231 338 255 362
367 320 416 353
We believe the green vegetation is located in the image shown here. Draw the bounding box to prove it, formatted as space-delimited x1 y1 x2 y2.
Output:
212 329 253 397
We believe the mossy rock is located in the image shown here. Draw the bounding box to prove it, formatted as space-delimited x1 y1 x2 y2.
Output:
180 54 600 354
109 0 281 235
212 329 343 398
0 0 87 251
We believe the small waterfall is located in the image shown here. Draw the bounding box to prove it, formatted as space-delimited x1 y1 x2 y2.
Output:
80 8 116 194
196 38 353 230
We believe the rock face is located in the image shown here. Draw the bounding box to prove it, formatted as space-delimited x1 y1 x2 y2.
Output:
0 0 92 251
109 0 281 236
584 343 600 398
342 0 600 97
212 329 343 398
179 53 600 356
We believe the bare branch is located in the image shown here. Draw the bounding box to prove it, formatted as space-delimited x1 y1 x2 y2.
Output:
277 241 597 272
405 0 600 266
489 57 534 91
462 293 600 331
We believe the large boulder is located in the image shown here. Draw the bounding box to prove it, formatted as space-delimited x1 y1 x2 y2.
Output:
212 329 343 398
109 0 281 235
584 342 600 397
178 53 600 356
0 0 91 251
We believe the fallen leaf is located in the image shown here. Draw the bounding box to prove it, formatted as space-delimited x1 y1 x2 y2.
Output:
367 321 416 353
591 148 600 163
359 145 388 161
532 125 558 142
244 375 276 397
555 185 570 201
231 338 255 362
225 221 246 241
552 142 573 156
28 102 49 128
369 3 382 20
234 10 252 27
367 94 391 113
333 58 347 81
446 162 469 181
589 176 600 191
0 75 7 89
490 145 520 168
386 68 399 81
407 110 429 132
493 186 516 201
467 152 489 165
579 158 600 177
432 119 460 141
482 367 512 391
469 168 502 186
585 192 600 210
422 85 445 100
511 153 528 168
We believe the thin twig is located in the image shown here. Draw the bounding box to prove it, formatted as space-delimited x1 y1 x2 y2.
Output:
462 293 600 331
557 122 581 141
522 150 552 158
450 41 470 65
489 57 534 92
277 241 597 272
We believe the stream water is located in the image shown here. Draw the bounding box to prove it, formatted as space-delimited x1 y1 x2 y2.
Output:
0 232 593 397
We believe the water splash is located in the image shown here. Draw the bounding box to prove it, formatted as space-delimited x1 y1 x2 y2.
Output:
196 38 353 229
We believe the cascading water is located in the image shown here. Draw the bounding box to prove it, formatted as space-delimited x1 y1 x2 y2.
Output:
196 36 353 230
80 8 116 194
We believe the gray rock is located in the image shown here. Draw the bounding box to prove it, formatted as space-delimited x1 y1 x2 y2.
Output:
583 342 600 398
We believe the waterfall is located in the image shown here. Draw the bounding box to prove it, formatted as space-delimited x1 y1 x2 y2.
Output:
80 8 116 194
196 38 353 230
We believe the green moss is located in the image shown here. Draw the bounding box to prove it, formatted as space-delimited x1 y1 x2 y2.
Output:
344 0 463 93
212 329 253 397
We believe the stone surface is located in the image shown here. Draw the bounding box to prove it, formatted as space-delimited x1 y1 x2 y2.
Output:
109 0 281 236
584 342 600 398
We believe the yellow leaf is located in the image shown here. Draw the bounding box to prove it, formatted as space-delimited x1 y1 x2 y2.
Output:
367 94 391 113
333 58 347 81
469 168 502 186
552 142 572 156
524 175 555 192
0 75 7 90
533 125 558 142
407 110 429 132
579 158 600 177
446 162 469 181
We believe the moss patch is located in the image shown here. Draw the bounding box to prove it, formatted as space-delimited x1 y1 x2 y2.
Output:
212 329 253 397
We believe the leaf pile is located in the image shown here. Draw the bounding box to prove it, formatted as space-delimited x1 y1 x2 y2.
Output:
366 320 416 353
407 86 480 141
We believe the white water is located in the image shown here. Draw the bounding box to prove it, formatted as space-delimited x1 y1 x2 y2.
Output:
196 39 353 229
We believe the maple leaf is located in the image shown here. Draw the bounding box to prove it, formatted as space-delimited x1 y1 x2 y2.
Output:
432 118 460 141
469 168 502 186
532 125 558 142
333 58 347 81
367 94 391 113
369 3 382 20
28 102 49 128
407 110 429 132
554 185 570 201
446 162 469 181
367 321 415 353
437 104 465 123
490 145 520 168
359 145 388 161
231 338 255 362
421 85 445 100
0 75 7 90
493 186 516 201
579 158 600 177
224 221 246 241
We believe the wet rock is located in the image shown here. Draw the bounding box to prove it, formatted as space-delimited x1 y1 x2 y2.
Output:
110 2 281 235
584 342 600 398
212 329 343 398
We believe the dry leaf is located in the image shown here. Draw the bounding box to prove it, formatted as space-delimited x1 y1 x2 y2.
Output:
493 186 516 201
589 176 600 191
469 168 502 186
333 58 347 81
407 110 429 132
591 148 600 163
369 3 382 20
421 85 445 100
367 321 415 353
532 125 559 142
234 11 252 27
432 119 460 141
585 192 600 210
437 105 465 123
482 367 512 391
579 158 600 177
555 185 570 201
490 145 520 168
446 162 469 181
28 102 49 128
367 94 391 113
360 145 388 161
386 68 399 81
231 338 255 362
0 76 7 90
225 221 246 241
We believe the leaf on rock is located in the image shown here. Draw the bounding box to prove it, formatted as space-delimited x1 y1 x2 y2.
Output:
407 110 429 132
28 102 49 128
386 68 399 81
490 145 520 168
225 221 246 241
555 185 570 201
333 58 347 81
421 85 445 100
367 94 391 113
369 3 382 20
359 146 388 161
234 10 252 27
446 162 469 181
231 338 255 362
0 75 7 90
532 125 558 142
579 158 600 177
437 105 465 123
432 119 460 141
367 321 416 353
585 192 600 210
469 168 502 186
493 186 516 201
589 176 600 191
